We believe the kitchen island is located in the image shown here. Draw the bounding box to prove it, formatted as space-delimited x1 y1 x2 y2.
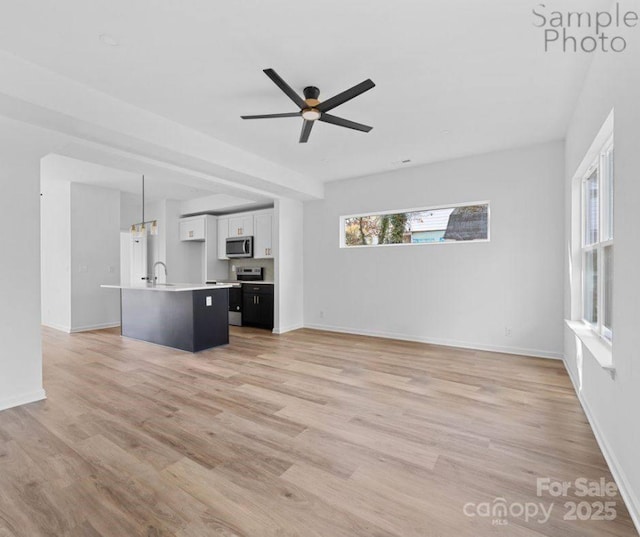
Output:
101 283 232 352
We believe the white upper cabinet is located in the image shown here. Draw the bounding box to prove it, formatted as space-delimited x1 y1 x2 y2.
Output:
214 209 274 259
179 216 206 241
217 217 229 260
228 214 254 237
254 213 274 259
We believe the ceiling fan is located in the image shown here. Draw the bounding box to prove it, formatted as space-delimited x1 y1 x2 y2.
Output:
241 68 375 143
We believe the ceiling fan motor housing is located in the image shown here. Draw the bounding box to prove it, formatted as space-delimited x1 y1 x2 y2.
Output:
303 86 321 109
303 86 320 100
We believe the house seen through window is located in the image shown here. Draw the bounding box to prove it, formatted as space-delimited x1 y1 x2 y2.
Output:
342 203 489 247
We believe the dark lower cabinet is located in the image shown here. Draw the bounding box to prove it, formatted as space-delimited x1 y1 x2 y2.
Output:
242 284 274 330
121 288 229 352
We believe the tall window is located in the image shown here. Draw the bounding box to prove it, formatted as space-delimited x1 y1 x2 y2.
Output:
582 136 613 342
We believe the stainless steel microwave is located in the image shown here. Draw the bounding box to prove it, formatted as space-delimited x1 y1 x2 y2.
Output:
226 236 253 258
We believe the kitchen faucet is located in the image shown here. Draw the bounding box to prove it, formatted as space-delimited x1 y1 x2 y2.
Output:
152 261 167 284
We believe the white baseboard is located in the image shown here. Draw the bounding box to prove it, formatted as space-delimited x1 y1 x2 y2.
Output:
273 323 304 335
69 322 121 333
42 321 72 333
303 323 563 360
43 322 120 334
563 360 640 534
0 388 46 412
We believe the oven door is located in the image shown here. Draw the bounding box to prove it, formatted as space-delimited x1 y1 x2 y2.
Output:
226 236 253 258
228 286 242 326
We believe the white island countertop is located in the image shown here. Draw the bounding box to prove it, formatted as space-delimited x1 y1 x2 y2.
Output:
101 283 234 292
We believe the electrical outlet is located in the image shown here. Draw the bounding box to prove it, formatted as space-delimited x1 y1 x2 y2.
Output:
107 265 115 273
231 265 236 272
504 327 512 337
78 265 88 273
206 296 212 307
319 311 324 319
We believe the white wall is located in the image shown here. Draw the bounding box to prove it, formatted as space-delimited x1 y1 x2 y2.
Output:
164 200 205 283
143 200 164 282
70 183 121 331
130 199 203 283
41 179 71 331
41 160 122 333
274 198 304 333
120 192 141 231
119 231 132 286
304 141 565 358
120 197 217 285
0 129 46 411
563 24 640 529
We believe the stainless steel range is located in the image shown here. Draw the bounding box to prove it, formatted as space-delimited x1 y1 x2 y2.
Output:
236 267 264 282
207 267 265 326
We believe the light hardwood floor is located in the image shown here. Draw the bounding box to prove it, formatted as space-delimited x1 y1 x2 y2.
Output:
0 326 636 537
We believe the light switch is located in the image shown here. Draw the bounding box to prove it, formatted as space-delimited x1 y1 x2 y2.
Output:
206 296 212 306
79 265 88 273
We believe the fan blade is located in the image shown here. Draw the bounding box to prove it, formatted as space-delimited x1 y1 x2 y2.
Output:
299 120 314 143
318 113 372 133
241 112 300 119
316 79 375 113
263 69 306 109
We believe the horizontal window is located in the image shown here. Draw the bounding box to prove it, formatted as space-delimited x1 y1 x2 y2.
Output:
340 202 489 248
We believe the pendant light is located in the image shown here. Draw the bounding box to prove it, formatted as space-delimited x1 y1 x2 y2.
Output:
130 175 158 237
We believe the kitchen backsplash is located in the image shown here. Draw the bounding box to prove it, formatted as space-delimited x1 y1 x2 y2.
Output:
228 258 274 282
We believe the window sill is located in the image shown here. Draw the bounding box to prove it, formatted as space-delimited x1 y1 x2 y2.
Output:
565 320 614 371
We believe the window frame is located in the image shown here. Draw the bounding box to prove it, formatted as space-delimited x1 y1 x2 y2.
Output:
339 200 491 249
580 134 613 344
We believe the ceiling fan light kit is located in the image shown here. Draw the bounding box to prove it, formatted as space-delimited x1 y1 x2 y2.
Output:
301 108 321 121
241 68 375 143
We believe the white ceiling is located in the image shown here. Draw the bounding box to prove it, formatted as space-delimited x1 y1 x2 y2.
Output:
0 0 606 182
41 154 269 212
43 154 216 201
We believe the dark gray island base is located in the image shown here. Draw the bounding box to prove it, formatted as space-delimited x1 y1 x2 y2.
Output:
120 287 229 352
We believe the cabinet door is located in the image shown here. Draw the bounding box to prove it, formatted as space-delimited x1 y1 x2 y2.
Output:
242 293 273 329
228 216 242 237
253 213 273 259
243 216 254 236
179 217 206 241
258 293 274 330
242 286 274 329
229 215 254 237
217 217 229 260
242 293 260 325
